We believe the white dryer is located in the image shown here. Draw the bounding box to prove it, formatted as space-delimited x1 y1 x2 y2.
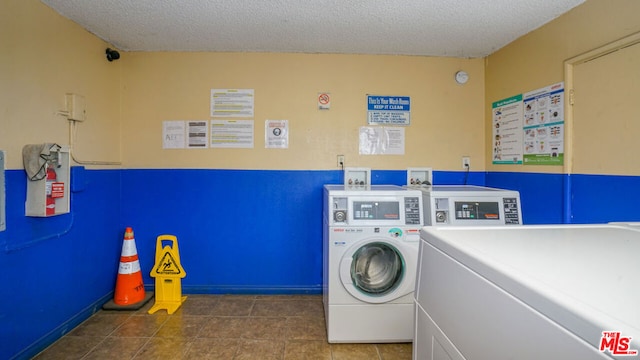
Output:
323 185 424 343
609 221 640 230
414 225 640 360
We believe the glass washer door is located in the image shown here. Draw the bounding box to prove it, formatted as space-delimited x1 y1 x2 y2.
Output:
350 242 404 296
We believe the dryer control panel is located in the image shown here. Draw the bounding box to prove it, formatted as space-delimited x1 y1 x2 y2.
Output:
324 185 423 227
422 185 522 226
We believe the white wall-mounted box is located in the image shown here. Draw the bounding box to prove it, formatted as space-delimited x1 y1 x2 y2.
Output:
407 167 433 186
344 167 371 189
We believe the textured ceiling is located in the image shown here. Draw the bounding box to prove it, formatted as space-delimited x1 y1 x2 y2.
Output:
41 0 585 58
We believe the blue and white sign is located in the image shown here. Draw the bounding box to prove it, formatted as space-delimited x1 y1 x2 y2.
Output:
367 95 411 125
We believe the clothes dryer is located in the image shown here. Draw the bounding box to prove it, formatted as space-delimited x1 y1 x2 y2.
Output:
414 225 640 360
323 185 423 343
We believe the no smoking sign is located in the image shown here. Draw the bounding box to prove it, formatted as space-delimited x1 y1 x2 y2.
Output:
318 92 331 110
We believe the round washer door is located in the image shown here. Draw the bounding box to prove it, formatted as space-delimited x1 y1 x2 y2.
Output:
339 239 412 303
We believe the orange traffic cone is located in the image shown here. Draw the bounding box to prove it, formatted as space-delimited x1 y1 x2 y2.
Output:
103 227 153 310
114 227 145 305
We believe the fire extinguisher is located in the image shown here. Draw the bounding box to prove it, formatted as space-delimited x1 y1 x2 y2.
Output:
45 164 56 216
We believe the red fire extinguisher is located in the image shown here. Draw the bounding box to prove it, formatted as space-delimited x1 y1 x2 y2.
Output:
45 164 56 216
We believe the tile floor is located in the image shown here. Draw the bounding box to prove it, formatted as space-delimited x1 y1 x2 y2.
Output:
33 294 412 360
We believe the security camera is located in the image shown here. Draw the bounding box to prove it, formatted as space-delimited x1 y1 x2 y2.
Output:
106 48 120 62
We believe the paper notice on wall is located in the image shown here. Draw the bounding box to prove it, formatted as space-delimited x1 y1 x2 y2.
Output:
211 89 254 117
359 126 405 155
187 121 209 148
265 120 288 149
492 95 524 164
163 121 186 149
211 120 254 148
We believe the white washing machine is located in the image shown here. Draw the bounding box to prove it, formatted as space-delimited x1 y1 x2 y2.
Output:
414 185 522 226
414 225 640 360
323 184 424 343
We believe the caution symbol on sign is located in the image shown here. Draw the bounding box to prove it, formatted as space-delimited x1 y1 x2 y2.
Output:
154 251 184 275
148 234 187 315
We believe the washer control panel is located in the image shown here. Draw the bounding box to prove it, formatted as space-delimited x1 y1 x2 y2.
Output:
325 185 424 227
422 186 523 226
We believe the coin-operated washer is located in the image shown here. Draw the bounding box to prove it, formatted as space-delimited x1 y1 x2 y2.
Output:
323 184 424 343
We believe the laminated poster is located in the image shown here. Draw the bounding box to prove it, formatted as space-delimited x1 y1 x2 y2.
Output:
492 95 524 164
492 82 565 166
367 95 411 125
522 82 564 165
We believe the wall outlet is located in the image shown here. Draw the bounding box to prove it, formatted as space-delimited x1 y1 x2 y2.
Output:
337 155 345 167
462 156 470 169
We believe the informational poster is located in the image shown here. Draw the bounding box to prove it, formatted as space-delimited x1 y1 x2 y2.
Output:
359 126 405 155
162 121 186 149
523 82 564 165
211 120 254 148
367 95 411 125
492 95 524 164
211 89 254 117
265 120 288 149
187 121 209 148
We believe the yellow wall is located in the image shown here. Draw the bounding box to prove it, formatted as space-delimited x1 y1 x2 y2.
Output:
12 0 639 174
0 0 122 170
2 0 484 171
485 0 640 174
121 53 484 170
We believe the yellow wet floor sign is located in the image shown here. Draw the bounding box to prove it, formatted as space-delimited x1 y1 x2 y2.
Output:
148 234 187 315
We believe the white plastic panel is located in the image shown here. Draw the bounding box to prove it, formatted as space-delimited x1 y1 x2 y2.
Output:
415 238 610 360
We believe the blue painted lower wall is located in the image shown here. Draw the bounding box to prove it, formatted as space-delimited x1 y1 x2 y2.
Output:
568 173 640 224
485 171 566 224
3 167 640 359
0 168 122 360
120 169 485 295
